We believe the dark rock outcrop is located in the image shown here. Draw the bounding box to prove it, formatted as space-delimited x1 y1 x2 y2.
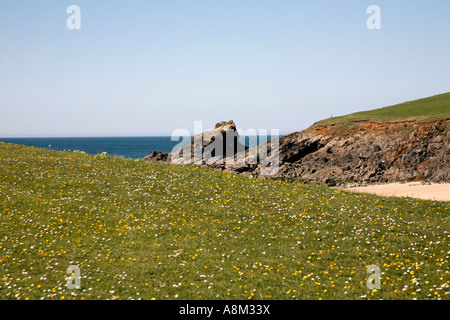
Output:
143 151 170 163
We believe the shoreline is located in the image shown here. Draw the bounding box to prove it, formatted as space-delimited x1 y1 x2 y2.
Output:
343 182 450 202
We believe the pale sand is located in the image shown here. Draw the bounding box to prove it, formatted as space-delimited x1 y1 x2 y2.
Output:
344 182 450 202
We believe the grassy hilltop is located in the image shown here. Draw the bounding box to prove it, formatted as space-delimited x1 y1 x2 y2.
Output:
316 92 450 126
0 142 449 300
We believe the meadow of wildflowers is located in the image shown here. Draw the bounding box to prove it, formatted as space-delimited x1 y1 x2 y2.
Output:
0 142 448 300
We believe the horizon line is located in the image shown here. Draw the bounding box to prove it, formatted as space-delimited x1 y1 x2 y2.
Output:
0 132 289 139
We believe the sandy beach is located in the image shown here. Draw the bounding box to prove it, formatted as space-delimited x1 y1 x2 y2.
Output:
344 182 450 202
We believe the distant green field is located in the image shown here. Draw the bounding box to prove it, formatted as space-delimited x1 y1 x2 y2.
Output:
316 92 450 126
0 142 449 300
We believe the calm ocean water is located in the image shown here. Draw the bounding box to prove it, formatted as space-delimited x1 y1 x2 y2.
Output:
0 136 278 159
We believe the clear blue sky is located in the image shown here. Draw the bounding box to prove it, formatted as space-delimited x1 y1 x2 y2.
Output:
1 0 449 137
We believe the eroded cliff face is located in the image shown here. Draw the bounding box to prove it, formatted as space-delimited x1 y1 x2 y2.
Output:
266 119 449 184
144 119 450 185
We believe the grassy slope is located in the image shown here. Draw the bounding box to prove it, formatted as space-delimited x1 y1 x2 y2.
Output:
316 92 450 126
0 142 449 300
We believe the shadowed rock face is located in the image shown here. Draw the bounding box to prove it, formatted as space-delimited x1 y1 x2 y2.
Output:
144 119 450 185
143 151 169 162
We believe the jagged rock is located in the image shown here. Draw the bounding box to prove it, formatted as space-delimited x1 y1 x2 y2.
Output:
266 119 450 184
144 120 247 166
143 151 170 162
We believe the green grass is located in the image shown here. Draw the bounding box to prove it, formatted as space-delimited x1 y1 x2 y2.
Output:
316 92 450 126
0 142 449 300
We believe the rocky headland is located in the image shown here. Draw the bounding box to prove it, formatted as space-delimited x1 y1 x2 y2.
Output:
144 119 450 186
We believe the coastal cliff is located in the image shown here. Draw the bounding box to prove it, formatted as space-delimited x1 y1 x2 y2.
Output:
144 92 450 185
144 118 449 185
255 119 449 184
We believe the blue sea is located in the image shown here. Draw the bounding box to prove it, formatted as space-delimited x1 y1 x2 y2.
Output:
0 136 278 159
